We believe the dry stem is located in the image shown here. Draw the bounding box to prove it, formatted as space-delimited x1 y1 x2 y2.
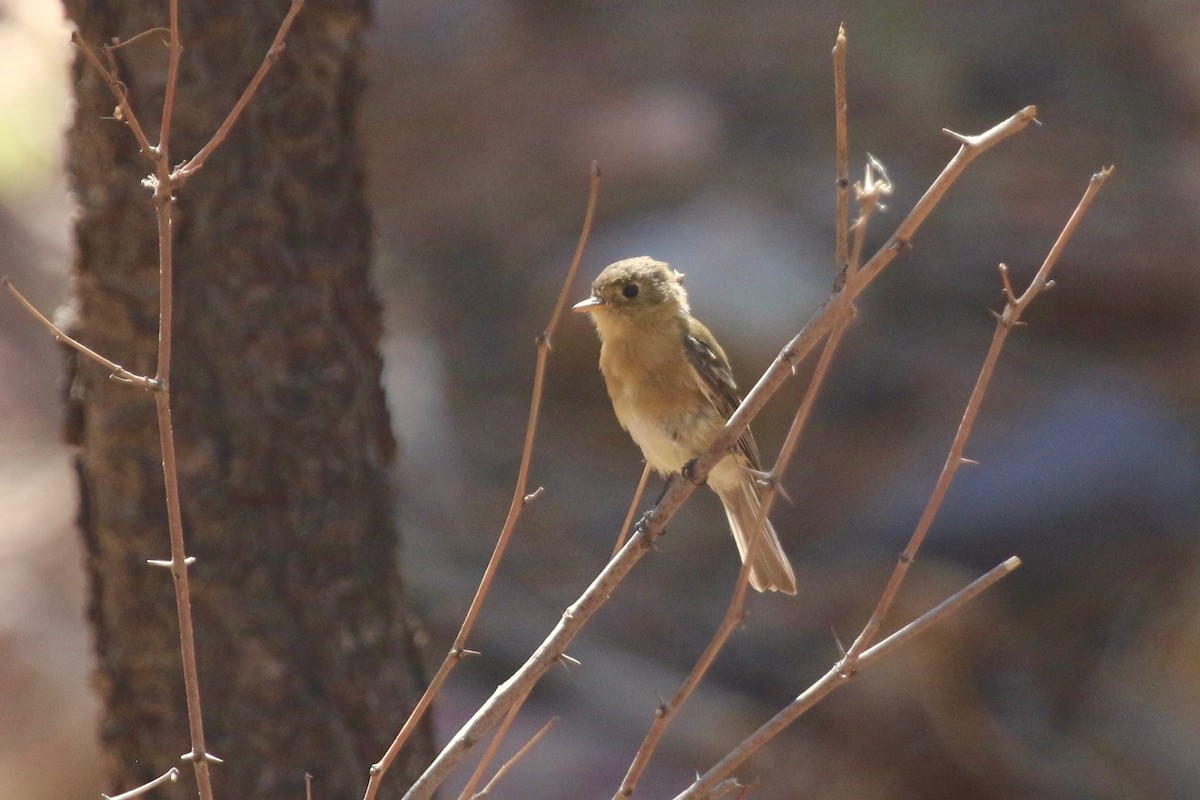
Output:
833 24 849 276
674 166 1111 797
399 107 1038 800
470 716 557 799
840 165 1113 667
173 0 305 183
614 65 888 789
673 557 1022 799
52 4 303 799
364 164 601 800
1 278 160 390
457 687 531 800
612 463 653 556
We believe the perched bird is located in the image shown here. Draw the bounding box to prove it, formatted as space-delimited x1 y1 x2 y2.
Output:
573 256 797 594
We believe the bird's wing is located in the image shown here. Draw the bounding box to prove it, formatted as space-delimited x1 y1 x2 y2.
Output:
681 319 762 469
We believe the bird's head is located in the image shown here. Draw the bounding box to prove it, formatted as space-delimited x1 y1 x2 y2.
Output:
572 257 689 330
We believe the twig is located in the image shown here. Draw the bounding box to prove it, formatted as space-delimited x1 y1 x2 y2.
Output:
470 717 557 799
685 106 1038 533
365 164 601 800
306 773 314 800
457 688 530 800
619 109 892 791
101 768 180 800
70 32 154 158
173 0 305 183
64 5 309 799
398 108 1036 800
618 63 901 787
673 557 1021 799
615 140 882 796
612 463 653 556
832 24 849 278
157 0 183 162
1 277 160 389
839 166 1113 668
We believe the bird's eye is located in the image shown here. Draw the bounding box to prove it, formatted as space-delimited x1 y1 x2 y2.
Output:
622 283 640 299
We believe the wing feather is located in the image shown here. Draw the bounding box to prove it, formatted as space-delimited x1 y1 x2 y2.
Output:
681 319 762 468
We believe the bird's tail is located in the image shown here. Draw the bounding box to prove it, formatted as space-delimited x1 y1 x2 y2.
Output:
710 461 797 594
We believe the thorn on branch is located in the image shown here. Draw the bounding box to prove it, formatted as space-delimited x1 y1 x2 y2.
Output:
831 627 847 659
451 647 482 661
522 486 545 505
941 127 975 146
960 457 980 466
180 749 223 764
558 652 582 668
146 556 196 568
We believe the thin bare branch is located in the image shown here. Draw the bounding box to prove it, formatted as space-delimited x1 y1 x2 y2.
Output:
70 5 308 799
70 31 155 158
173 0 305 182
158 0 183 157
673 557 1021 800
618 270 857 798
101 768 180 800
832 24 849 277
107 28 172 52
2 277 160 390
366 165 601 800
690 106 1038 519
612 463 652 556
470 717 557 799
840 166 1112 667
457 688 531 800
399 108 1037 800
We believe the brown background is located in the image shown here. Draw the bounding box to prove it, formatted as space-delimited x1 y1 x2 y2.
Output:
2 1 1198 798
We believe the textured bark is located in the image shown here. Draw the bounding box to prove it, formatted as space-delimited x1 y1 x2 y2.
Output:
61 1 433 797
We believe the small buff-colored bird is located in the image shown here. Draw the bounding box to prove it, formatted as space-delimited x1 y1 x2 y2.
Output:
573 256 797 594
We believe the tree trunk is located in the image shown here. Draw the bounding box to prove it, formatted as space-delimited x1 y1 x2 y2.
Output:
61 1 433 797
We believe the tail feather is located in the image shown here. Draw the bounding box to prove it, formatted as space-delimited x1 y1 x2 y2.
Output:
712 463 797 594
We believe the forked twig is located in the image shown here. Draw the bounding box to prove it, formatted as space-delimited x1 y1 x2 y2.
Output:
457 687 531 800
173 0 305 182
364 164 601 800
49 3 306 799
616 48 888 787
400 107 1039 800
673 557 1022 799
470 716 557 799
839 166 1113 668
673 166 1111 798
70 32 154 158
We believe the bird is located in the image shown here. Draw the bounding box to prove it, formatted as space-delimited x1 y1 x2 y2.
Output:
573 256 797 594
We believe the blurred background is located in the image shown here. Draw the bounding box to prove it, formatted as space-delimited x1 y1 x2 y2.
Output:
3 0 1199 798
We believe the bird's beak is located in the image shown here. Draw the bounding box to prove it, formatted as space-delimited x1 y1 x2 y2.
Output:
572 296 605 313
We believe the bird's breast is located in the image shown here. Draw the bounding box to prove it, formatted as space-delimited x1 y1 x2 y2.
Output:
598 334 724 474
